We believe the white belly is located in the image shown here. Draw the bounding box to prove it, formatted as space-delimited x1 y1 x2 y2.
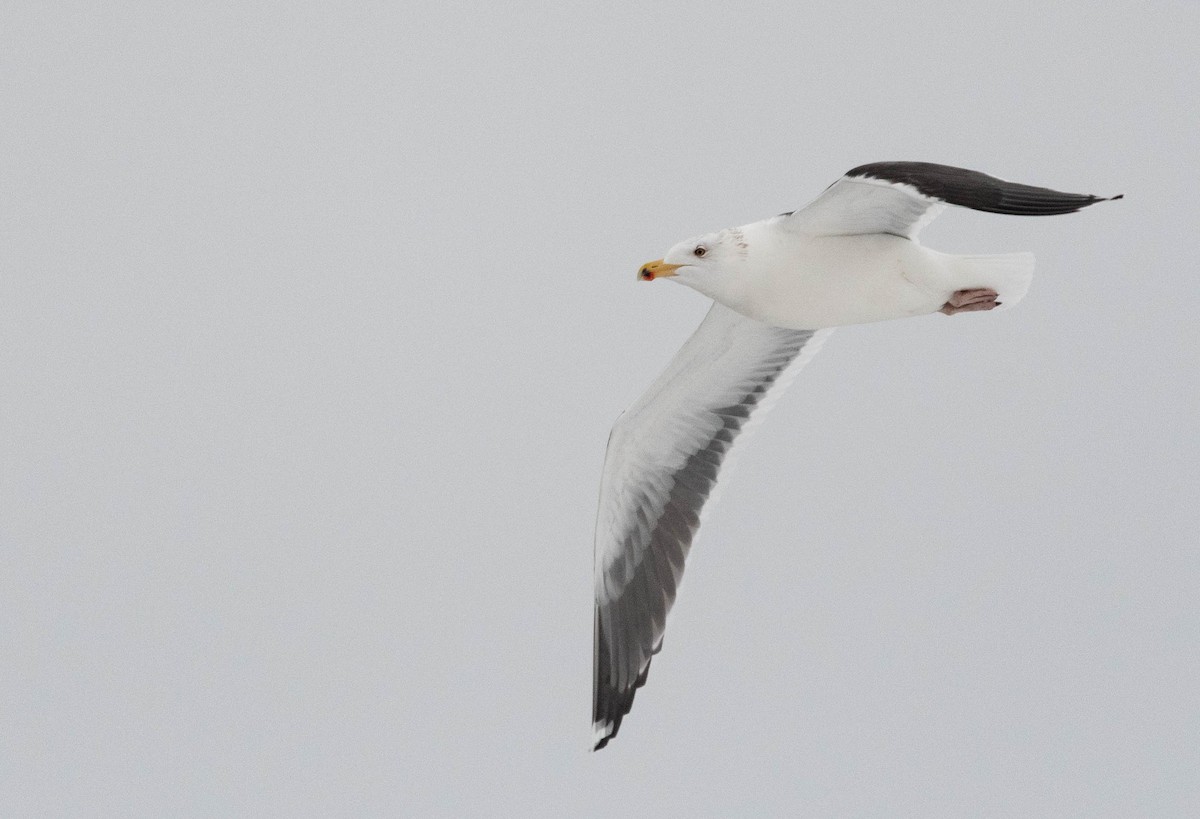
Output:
738 235 953 330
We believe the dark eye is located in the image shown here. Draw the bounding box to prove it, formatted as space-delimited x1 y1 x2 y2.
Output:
693 245 706 257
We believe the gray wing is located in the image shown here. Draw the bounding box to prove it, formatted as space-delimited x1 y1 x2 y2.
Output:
592 302 833 750
783 161 1122 239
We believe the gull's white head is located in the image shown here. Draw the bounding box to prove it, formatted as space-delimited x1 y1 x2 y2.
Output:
638 228 749 304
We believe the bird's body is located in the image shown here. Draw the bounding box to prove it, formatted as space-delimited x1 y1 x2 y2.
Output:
713 225 1031 329
592 162 1120 751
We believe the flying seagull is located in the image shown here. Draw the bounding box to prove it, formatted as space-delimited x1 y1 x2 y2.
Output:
592 161 1121 750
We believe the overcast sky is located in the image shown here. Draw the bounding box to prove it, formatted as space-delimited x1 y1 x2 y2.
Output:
3 2 1199 816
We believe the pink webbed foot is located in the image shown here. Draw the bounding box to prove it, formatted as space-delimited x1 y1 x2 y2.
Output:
940 288 1001 316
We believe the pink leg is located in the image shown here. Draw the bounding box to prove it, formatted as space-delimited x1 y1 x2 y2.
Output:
940 288 1000 316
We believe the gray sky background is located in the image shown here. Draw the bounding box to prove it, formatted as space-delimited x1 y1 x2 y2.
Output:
3 2 1198 815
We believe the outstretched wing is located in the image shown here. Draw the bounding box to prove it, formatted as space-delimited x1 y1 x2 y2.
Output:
783 161 1121 240
592 302 832 750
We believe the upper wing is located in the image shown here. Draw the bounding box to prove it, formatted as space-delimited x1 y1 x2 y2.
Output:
592 302 832 750
782 161 1122 240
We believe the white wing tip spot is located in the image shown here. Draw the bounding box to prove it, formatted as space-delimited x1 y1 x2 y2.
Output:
591 721 613 750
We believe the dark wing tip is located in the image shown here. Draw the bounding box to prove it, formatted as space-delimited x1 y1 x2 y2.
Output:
845 161 1121 217
591 659 653 751
592 607 659 751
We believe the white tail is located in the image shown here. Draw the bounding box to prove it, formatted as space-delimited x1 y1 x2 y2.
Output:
951 252 1035 311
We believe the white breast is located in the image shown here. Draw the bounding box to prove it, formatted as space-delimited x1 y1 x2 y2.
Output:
738 232 955 330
